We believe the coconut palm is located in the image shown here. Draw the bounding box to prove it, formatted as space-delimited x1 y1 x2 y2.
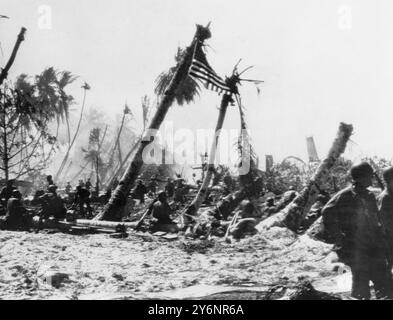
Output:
0 68 76 181
55 82 90 182
183 66 261 219
95 24 211 221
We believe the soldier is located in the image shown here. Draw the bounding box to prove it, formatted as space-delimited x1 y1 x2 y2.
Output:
229 200 258 239
39 185 67 221
46 175 57 189
5 190 30 231
151 191 178 233
174 179 186 204
377 166 393 265
85 178 92 191
321 162 393 300
65 182 72 195
0 179 16 207
148 177 158 197
74 185 93 218
262 197 277 218
133 179 148 204
223 172 234 195
165 178 175 198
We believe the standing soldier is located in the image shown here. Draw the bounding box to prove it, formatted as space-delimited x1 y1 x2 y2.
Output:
321 162 393 300
377 166 393 266
174 179 186 204
133 179 148 205
74 185 93 218
148 176 158 197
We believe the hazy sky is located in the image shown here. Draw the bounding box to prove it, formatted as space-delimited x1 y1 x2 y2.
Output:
2 0 393 168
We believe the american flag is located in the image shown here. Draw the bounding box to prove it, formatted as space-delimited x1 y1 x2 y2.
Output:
188 41 232 95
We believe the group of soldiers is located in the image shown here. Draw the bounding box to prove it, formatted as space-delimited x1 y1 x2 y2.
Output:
131 176 188 205
0 175 97 231
3 162 393 299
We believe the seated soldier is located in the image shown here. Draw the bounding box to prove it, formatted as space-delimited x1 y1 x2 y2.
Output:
165 178 175 198
0 179 16 208
74 185 93 218
39 185 66 221
151 191 178 233
262 197 277 218
229 200 258 239
5 190 30 231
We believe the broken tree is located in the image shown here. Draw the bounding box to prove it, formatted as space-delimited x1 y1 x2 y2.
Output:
256 122 353 233
95 24 212 221
183 82 235 218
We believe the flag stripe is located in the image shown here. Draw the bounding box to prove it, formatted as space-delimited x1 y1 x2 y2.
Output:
190 62 229 88
188 44 232 95
189 69 229 90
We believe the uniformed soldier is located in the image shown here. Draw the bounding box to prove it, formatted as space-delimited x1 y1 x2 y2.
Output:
321 162 393 299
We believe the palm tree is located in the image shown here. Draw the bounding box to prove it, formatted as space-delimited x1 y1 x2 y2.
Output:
183 91 233 218
104 96 151 188
183 66 261 220
0 27 26 87
55 82 90 181
95 24 211 221
0 68 76 181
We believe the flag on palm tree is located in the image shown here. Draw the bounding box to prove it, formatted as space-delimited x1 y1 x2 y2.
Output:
188 42 232 95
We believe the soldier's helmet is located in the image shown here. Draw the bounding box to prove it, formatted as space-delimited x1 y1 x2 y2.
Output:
158 191 167 202
350 162 374 181
48 185 57 193
383 166 393 183
12 190 21 199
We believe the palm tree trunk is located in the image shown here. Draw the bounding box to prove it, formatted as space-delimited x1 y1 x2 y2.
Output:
95 25 210 221
256 122 353 233
55 86 88 182
0 28 26 86
183 94 232 217
105 136 142 188
112 111 126 166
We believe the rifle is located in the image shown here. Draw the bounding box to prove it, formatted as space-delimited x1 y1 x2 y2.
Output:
135 197 159 230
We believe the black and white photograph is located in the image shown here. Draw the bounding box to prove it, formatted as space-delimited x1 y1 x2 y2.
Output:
0 0 393 305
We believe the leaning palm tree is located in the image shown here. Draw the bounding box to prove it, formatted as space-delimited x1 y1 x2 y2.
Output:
182 74 238 219
95 24 211 221
183 63 262 220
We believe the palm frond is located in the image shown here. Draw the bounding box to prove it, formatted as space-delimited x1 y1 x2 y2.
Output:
154 47 201 106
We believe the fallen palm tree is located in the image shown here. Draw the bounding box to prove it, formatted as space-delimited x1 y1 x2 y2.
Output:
256 122 353 233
